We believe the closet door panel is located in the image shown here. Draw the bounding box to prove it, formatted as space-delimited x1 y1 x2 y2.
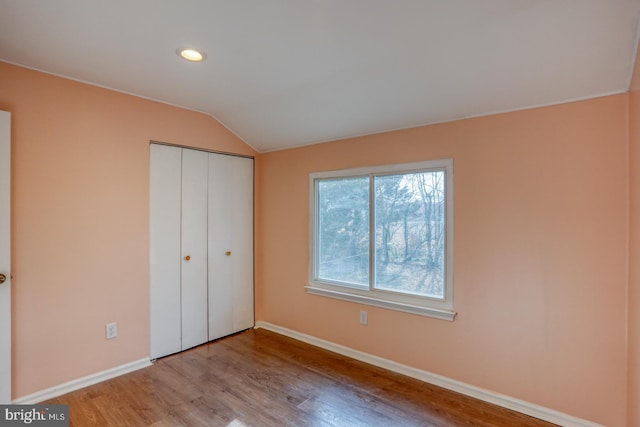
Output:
207 154 234 340
230 156 254 331
180 148 209 350
208 154 254 340
149 145 182 359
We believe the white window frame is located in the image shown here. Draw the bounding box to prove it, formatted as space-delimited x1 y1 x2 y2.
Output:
306 159 455 321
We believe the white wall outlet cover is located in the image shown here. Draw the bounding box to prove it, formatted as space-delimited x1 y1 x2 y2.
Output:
106 322 117 339
359 310 368 325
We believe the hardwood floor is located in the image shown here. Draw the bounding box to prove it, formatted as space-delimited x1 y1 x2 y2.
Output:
47 329 555 426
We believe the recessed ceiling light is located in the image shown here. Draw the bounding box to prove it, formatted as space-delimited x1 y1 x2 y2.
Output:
177 48 206 62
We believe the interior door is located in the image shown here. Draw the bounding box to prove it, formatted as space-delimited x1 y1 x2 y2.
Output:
0 111 11 403
208 154 254 341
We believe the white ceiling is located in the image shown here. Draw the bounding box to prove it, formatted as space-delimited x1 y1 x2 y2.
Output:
1 1 639 152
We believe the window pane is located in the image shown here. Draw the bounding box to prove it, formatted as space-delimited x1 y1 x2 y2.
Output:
317 177 369 287
374 171 445 298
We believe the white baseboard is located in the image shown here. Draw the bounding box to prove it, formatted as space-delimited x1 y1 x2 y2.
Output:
12 358 152 404
254 321 602 427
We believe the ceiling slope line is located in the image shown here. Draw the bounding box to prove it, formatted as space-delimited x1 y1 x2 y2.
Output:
0 59 258 153
260 88 629 154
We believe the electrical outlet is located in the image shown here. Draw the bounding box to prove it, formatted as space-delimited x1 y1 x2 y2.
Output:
359 310 368 326
105 322 117 340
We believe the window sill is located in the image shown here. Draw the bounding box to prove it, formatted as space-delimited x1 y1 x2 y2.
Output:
305 285 456 321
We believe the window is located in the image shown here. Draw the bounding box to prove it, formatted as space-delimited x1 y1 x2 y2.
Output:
306 159 455 321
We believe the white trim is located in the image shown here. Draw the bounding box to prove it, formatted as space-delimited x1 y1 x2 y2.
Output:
309 159 451 180
308 159 454 318
305 285 455 321
254 321 603 427
12 358 152 404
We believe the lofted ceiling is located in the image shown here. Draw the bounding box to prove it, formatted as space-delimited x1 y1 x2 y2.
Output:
1 1 640 152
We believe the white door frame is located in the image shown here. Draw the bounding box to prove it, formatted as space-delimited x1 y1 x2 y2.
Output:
0 110 11 403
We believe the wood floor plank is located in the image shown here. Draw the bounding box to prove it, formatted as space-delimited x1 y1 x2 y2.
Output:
46 329 556 426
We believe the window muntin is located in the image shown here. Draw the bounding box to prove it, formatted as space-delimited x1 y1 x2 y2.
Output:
309 159 454 320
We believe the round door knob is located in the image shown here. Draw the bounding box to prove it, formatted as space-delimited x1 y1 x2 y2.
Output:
0 273 6 285
225 251 231 256
184 255 191 261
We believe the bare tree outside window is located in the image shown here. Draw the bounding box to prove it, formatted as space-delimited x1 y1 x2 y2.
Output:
374 172 445 298
316 170 445 299
317 177 369 287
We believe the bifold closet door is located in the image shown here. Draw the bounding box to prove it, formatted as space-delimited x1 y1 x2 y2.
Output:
150 145 208 359
180 149 209 350
151 145 254 359
149 144 182 359
208 154 254 341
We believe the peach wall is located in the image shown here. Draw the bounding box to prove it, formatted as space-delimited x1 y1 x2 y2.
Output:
0 57 633 425
0 61 256 399
628 44 640 427
259 95 629 426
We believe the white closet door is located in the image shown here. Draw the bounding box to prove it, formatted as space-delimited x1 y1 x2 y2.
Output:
208 154 254 341
180 149 209 350
0 111 11 402
230 156 254 331
149 145 182 359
